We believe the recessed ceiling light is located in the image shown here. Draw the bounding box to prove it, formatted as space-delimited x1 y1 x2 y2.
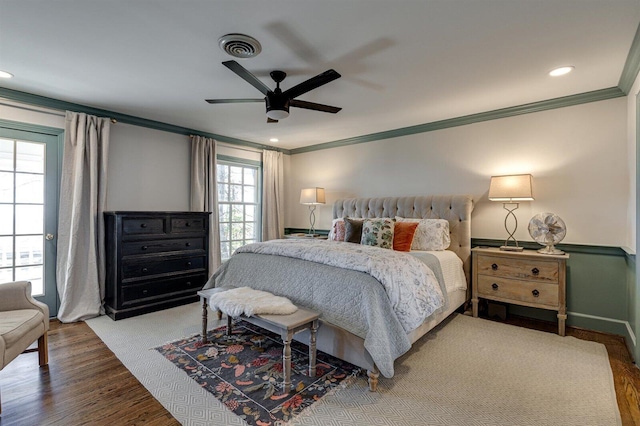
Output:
549 66 574 77
269 138 279 143
0 70 14 79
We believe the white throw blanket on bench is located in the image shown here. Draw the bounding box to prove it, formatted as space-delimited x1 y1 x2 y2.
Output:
208 287 298 317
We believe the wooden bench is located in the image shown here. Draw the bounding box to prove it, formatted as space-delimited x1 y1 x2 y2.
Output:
197 288 320 392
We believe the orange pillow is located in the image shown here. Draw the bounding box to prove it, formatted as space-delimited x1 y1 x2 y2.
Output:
393 221 419 252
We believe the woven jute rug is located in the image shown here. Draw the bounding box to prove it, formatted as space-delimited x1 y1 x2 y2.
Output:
87 304 621 425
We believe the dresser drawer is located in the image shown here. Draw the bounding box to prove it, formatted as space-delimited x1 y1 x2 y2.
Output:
121 237 205 256
477 275 559 307
122 217 165 236
477 255 559 283
121 274 206 306
122 255 206 281
171 217 206 233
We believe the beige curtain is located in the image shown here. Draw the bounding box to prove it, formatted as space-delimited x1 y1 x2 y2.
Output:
56 111 110 322
190 136 221 274
262 150 284 241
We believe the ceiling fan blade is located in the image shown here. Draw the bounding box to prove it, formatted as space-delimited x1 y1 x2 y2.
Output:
290 99 342 113
283 69 341 100
267 117 278 123
205 98 263 104
223 60 271 96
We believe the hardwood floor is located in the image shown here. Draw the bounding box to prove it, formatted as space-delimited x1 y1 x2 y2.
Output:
0 315 638 425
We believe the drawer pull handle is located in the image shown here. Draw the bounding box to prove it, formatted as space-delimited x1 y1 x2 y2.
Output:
185 242 191 247
186 281 191 286
491 283 499 290
491 263 498 271
532 267 540 275
140 223 147 228
142 268 148 273
532 289 540 297
185 222 191 227
142 290 148 295
186 261 192 266
141 245 148 250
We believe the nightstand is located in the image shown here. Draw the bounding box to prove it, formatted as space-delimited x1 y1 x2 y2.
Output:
471 247 569 336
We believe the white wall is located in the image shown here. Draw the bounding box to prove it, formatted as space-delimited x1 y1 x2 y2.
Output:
286 97 628 247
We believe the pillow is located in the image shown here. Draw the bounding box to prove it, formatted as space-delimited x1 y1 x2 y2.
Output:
395 217 450 251
328 218 346 241
344 218 364 243
393 221 419 252
360 218 395 249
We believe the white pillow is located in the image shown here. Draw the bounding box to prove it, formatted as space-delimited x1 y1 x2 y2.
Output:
395 217 450 251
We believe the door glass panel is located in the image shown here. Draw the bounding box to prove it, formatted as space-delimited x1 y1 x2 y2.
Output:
15 235 43 266
0 268 12 284
0 172 13 202
15 173 44 203
0 236 13 267
0 205 13 235
16 142 44 173
16 205 43 235
15 265 43 295
0 139 13 172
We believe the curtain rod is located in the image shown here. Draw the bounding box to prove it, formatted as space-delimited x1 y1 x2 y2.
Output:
0 100 117 123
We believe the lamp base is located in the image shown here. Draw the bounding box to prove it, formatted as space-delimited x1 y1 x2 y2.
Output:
500 245 524 252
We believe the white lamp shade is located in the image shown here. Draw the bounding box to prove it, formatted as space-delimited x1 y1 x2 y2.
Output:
488 174 534 201
300 187 326 205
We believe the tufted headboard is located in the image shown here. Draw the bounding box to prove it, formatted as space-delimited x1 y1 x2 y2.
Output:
333 195 474 285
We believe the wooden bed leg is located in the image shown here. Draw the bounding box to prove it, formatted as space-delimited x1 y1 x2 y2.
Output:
367 367 379 392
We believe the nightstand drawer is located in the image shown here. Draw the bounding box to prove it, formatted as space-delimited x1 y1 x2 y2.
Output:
477 275 559 307
477 255 559 283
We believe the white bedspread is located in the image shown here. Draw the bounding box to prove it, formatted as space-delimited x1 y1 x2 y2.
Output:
235 239 445 332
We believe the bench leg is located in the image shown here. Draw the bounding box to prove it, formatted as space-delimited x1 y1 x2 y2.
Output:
201 297 208 344
282 330 293 393
309 319 318 377
226 315 233 336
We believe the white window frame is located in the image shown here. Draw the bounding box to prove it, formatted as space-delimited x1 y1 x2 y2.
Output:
216 156 262 262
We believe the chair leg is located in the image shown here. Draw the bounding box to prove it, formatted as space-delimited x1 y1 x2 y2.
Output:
38 332 48 366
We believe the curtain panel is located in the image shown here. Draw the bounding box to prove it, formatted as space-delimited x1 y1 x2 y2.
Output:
190 136 221 274
262 150 284 241
56 111 110 322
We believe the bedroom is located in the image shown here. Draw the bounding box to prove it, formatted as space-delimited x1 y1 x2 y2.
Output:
0 0 638 425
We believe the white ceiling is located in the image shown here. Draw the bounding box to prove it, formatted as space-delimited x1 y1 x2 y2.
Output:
0 0 638 150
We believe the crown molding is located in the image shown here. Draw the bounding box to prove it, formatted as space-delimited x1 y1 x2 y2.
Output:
290 87 625 155
619 22 640 94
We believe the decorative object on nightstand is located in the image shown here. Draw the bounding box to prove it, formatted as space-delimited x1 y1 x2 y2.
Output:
528 212 567 255
300 187 326 236
488 174 534 252
471 247 569 336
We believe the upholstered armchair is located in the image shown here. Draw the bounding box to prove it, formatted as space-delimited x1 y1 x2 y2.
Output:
0 281 49 414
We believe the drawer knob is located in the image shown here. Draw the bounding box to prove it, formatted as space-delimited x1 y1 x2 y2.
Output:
186 261 192 266
491 263 498 271
185 242 191 247
531 267 540 275
141 245 148 250
142 289 148 295
185 222 191 227
532 289 540 297
491 283 499 290
140 223 147 228
142 267 148 273
186 281 191 286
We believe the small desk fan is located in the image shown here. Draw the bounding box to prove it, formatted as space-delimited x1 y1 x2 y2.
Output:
528 212 567 255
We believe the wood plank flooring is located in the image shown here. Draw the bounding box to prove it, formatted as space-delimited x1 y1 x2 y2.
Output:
0 315 638 425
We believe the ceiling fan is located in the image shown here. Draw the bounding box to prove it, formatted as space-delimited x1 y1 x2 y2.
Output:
206 60 342 123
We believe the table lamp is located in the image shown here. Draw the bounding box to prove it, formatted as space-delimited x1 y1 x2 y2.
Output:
488 174 534 251
300 187 326 236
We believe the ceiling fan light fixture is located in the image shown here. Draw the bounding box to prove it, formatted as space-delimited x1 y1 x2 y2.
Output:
0 70 14 79
266 109 289 120
218 34 262 59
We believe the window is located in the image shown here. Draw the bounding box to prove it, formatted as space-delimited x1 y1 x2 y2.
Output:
217 159 261 262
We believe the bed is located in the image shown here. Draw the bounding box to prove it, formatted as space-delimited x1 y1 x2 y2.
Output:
205 195 474 391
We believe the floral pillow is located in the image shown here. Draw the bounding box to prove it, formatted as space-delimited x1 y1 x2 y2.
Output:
395 217 450 251
328 218 346 241
360 218 395 249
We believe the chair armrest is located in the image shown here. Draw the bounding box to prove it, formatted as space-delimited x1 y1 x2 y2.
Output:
0 281 50 328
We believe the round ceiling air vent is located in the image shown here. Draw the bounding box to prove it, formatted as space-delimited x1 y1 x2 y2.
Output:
218 34 262 59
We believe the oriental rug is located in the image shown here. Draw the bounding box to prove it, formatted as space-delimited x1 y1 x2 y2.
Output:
155 320 359 425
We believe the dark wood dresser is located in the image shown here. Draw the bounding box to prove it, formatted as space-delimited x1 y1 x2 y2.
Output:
104 211 211 320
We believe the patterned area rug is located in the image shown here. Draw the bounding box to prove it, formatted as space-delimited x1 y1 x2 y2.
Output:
155 320 360 425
